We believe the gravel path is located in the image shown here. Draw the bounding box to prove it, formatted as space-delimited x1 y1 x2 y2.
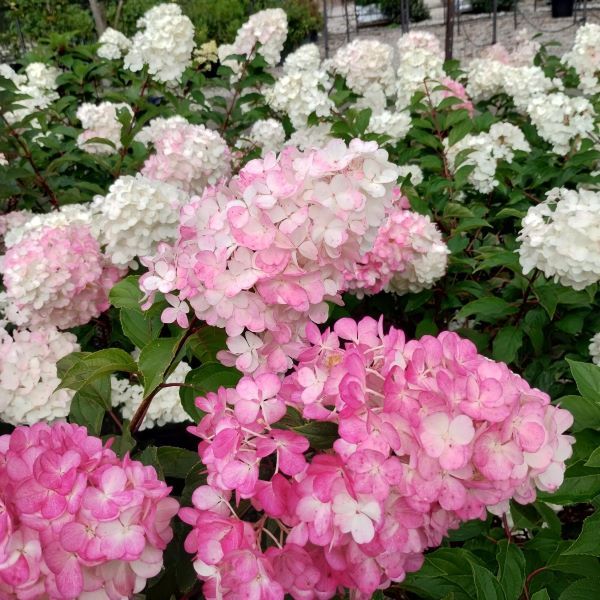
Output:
321 0 600 60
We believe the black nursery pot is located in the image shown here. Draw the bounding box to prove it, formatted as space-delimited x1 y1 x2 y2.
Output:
551 0 574 18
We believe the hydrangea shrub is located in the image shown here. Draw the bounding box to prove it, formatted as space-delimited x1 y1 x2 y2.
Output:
1 5 600 599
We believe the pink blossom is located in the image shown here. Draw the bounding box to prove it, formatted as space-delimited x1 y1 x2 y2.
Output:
0 423 178 599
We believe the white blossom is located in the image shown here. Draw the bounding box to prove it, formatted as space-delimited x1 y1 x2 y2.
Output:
124 3 195 83
0 326 79 425
518 187 600 290
246 118 286 155
589 332 600 365
97 27 131 60
111 360 192 430
563 23 600 96
91 174 189 267
527 92 595 155
76 101 132 155
283 43 321 74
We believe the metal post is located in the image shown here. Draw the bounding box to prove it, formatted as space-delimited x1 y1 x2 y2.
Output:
400 0 409 34
322 0 329 58
343 0 351 42
445 0 455 61
492 0 498 45
514 0 518 28
15 16 26 54
456 0 461 35
583 0 588 22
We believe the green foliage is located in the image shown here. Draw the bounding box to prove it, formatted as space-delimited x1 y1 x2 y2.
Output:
471 0 516 13
378 0 431 23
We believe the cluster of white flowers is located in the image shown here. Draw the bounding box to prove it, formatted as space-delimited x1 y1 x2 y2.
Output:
2 204 93 248
446 122 530 193
141 121 231 194
0 153 7 166
368 110 412 143
124 3 195 83
219 7 288 69
589 332 600 365
111 360 191 430
246 118 286 155
466 58 507 102
387 215 450 295
91 174 189 267
395 32 444 108
0 326 79 425
97 27 132 60
518 187 600 290
0 62 60 123
287 123 333 150
266 45 332 128
563 23 600 96
527 92 595 155
76 101 132 154
398 164 424 186
328 39 396 96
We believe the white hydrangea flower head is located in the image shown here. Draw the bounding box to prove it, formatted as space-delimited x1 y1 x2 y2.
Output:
501 65 562 112
1 62 60 123
518 187 600 290
527 92 596 155
0 326 79 425
0 153 7 166
135 115 189 146
97 27 132 60
76 101 132 155
283 43 321 74
367 110 412 143
91 174 190 267
396 51 444 109
397 30 441 55
265 68 333 128
563 23 600 96
397 164 424 186
231 8 288 67
287 123 333 150
246 118 286 155
589 332 600 365
111 360 191 430
352 85 388 115
329 39 396 96
3 204 94 248
466 58 507 102
124 3 195 83
141 122 231 194
446 123 530 194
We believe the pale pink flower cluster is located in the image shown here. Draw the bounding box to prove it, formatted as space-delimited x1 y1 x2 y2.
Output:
344 204 449 297
0 422 179 599
76 102 132 155
0 224 123 329
218 8 288 68
563 23 600 95
482 30 539 67
141 121 231 194
140 139 399 374
437 77 474 116
181 317 574 599
0 326 79 425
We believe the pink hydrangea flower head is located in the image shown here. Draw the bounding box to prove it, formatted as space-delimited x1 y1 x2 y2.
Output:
1 224 124 329
183 318 573 599
439 77 475 116
141 139 400 374
0 423 179 599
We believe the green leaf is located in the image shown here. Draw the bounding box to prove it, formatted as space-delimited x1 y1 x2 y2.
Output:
181 462 207 506
180 363 242 422
138 446 164 480
567 360 600 404
289 421 339 450
559 578 600 599
120 307 164 349
587 447 600 466
448 118 473 146
534 285 559 319
470 563 506 600
559 396 600 432
538 469 600 504
138 336 184 396
565 511 600 556
492 326 524 364
109 276 143 309
68 393 105 435
187 326 227 363
59 349 137 392
496 541 525 600
355 108 371 134
107 427 136 458
531 591 550 600
157 447 200 479
457 297 518 322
